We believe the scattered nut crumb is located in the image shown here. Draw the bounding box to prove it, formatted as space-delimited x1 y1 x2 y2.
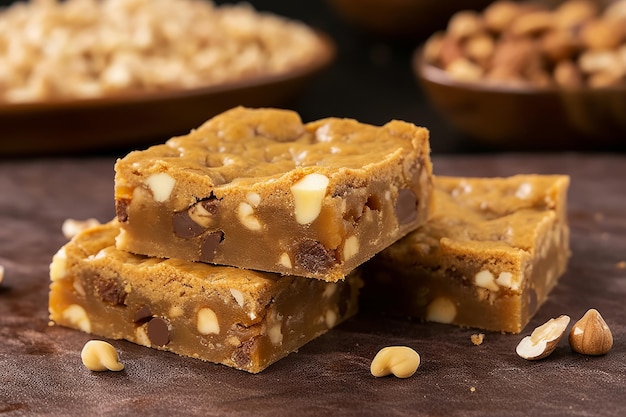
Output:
470 386 476 393
81 340 125 372
62 218 101 239
516 315 570 360
370 346 421 379
616 261 626 269
471 333 485 345
569 309 613 355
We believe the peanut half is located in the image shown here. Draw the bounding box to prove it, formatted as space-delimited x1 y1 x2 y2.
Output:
370 346 421 378
81 340 124 372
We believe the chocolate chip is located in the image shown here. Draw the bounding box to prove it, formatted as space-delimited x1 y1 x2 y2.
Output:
395 188 418 225
173 210 206 238
95 275 127 306
133 305 153 323
294 240 336 274
147 317 170 346
199 231 224 262
231 337 258 369
115 198 130 223
200 195 219 215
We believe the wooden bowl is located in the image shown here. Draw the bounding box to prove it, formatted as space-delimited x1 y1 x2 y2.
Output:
326 0 495 39
0 32 335 157
414 48 626 151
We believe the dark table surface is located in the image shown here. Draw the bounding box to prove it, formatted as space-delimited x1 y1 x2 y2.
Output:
1 154 625 416
1 2 625 415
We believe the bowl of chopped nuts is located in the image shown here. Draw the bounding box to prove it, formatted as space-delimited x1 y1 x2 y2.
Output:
414 0 626 150
0 0 336 156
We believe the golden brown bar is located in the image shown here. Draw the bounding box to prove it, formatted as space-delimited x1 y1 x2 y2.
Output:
362 175 570 333
114 107 433 282
49 221 362 373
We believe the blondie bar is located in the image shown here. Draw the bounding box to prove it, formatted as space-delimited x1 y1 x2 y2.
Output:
362 175 570 333
49 222 362 373
114 107 433 281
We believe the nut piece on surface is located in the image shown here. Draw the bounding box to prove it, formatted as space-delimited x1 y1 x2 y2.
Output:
371 346 421 379
569 309 613 355
0 264 4 284
81 340 124 372
62 218 101 239
516 315 570 360
471 333 485 346
290 173 329 225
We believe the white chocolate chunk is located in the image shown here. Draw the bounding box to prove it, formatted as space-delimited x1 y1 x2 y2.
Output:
135 327 151 347
238 202 262 231
50 247 68 282
145 173 175 202
323 283 337 298
495 271 518 290
315 123 332 142
290 173 329 224
515 182 533 199
342 236 360 261
169 305 184 318
278 252 292 269
246 192 261 207
61 218 101 239
188 202 215 228
268 323 283 345
474 270 499 292
197 307 220 335
63 304 91 333
73 280 86 297
230 288 245 308
426 297 457 324
325 309 337 328
81 340 124 372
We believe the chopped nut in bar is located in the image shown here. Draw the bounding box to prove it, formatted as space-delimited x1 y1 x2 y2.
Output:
114 106 433 282
362 174 570 334
49 221 362 373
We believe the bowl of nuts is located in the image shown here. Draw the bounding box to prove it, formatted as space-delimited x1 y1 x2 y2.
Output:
0 0 335 156
415 0 626 150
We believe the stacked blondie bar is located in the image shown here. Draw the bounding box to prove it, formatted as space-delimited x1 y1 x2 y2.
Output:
49 107 434 372
49 107 570 372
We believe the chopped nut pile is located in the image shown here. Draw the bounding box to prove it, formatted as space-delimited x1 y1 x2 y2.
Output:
0 0 324 103
423 0 626 88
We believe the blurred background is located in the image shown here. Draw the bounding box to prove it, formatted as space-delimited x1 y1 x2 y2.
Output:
211 0 486 154
1 0 624 156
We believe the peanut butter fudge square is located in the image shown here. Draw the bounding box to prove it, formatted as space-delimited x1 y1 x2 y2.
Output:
362 175 570 334
49 221 362 373
114 107 433 282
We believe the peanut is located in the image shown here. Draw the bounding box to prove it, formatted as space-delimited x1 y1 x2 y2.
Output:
370 346 421 378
